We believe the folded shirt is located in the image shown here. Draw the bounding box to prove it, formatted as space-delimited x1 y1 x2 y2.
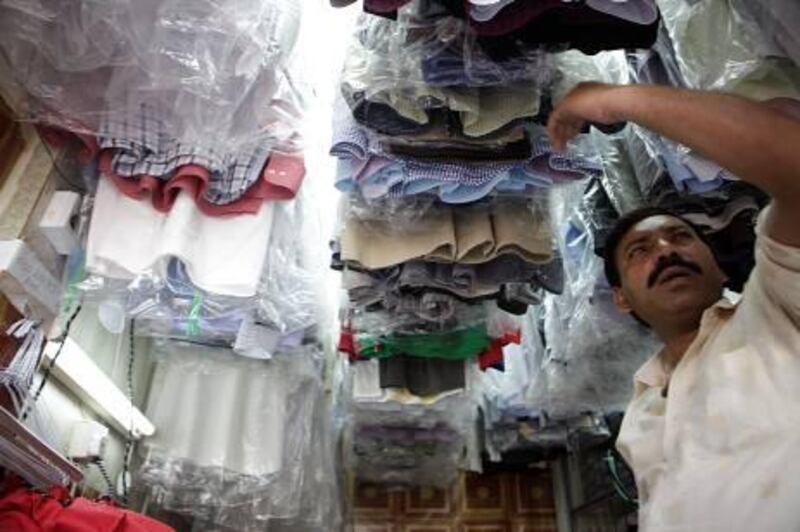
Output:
87 177 274 297
342 15 549 135
100 149 305 216
339 253 564 304
96 105 305 214
379 356 466 396
332 96 602 203
341 201 552 270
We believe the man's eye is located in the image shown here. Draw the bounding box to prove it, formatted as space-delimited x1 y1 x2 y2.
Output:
673 230 694 241
628 246 646 259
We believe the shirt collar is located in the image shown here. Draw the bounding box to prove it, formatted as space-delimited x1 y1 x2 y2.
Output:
633 290 742 389
634 351 669 389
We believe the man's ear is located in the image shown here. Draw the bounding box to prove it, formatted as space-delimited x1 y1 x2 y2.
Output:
612 286 632 314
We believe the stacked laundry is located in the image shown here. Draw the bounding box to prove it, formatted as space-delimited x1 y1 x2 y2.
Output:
0 0 321 352
0 1 340 529
329 0 664 484
136 342 339 530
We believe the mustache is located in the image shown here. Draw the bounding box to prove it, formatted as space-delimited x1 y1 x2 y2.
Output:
647 253 703 288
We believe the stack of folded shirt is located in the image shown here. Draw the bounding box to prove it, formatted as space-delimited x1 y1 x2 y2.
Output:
0 0 324 350
329 0 666 486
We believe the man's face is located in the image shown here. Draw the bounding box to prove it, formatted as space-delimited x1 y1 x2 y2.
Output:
612 215 727 330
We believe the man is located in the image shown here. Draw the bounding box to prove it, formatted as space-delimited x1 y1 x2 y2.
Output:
547 82 800 531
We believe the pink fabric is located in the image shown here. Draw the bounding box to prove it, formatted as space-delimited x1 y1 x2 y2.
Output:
98 150 305 216
40 127 304 217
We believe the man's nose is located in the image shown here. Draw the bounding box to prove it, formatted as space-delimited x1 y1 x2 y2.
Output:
654 236 675 252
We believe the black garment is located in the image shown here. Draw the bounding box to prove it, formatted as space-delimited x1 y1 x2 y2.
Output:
379 355 466 396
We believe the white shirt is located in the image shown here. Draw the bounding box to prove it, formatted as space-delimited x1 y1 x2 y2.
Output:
617 206 800 531
87 177 274 297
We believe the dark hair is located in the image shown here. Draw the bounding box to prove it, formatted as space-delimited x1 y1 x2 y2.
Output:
602 207 715 288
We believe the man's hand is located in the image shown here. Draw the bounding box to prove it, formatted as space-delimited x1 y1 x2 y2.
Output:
547 82 632 151
547 82 800 246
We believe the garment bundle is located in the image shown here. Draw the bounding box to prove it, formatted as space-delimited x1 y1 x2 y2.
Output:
327 0 669 486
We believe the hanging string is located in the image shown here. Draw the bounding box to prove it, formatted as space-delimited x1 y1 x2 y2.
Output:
21 304 83 421
120 318 136 506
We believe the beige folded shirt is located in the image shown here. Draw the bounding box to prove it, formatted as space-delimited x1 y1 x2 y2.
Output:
340 203 552 269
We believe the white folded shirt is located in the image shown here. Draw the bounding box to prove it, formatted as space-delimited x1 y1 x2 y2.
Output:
86 177 274 297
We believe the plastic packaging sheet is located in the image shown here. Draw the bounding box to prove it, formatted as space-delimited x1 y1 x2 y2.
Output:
656 0 798 94
75 186 322 352
136 341 326 528
343 366 476 487
0 0 307 155
343 9 554 99
730 0 800 70
525 183 659 420
469 183 657 424
331 96 605 204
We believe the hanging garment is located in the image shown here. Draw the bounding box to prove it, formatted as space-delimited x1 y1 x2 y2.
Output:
0 483 173 532
0 0 304 156
86 177 274 297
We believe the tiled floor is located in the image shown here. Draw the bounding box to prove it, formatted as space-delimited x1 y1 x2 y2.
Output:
351 469 558 532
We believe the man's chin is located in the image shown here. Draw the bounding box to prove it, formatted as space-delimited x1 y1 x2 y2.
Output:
657 284 721 315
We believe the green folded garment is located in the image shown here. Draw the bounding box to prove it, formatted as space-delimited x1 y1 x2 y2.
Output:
356 324 490 360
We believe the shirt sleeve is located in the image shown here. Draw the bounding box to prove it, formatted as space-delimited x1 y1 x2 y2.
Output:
751 204 800 320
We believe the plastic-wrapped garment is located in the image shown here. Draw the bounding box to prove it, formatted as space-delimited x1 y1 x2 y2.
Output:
80 180 320 347
176 381 342 532
337 252 565 305
656 0 800 95
731 0 800 70
86 177 274 298
331 97 604 203
345 385 474 487
589 128 646 216
0 0 305 156
137 342 322 527
489 414 613 461
342 303 520 360
371 0 660 53
343 11 553 104
627 39 741 193
339 200 553 270
350 292 490 328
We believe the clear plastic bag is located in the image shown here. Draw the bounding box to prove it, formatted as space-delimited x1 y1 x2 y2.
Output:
74 183 322 351
331 96 605 204
0 0 307 155
731 0 800 70
136 341 324 527
344 376 475 487
343 10 554 102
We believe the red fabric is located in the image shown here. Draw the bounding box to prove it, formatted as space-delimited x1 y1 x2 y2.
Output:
0 485 173 532
338 326 362 362
478 329 521 371
98 150 305 216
